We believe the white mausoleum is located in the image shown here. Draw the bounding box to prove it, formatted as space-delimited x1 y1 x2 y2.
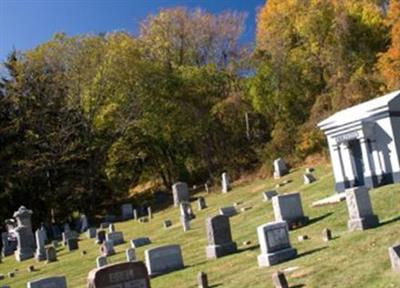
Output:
318 90 400 192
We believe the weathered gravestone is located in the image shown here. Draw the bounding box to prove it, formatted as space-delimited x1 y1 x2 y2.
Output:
121 203 134 220
263 190 278 202
322 228 332 242
80 214 89 232
389 244 400 272
131 237 151 249
34 229 46 261
180 202 195 220
27 276 67 288
62 231 79 245
205 215 237 259
1 232 15 257
67 238 79 251
126 248 136 262
257 221 297 267
87 228 97 239
197 197 207 210
172 182 190 206
46 247 57 263
221 172 231 193
181 215 190 232
345 186 379 231
39 223 48 244
163 220 172 229
147 207 152 219
219 206 237 217
272 193 309 229
145 244 184 276
87 261 151 288
271 271 289 288
273 158 289 179
14 206 35 261
303 173 316 184
96 256 107 268
108 224 115 233
198 272 208 288
133 209 138 221
106 231 124 246
14 225 34 261
101 240 115 257
96 230 106 244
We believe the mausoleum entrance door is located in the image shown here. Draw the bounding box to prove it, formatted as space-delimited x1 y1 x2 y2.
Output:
348 139 365 186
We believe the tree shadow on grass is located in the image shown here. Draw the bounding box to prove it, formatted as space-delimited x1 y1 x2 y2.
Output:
297 246 327 259
307 212 333 226
209 284 223 288
237 244 260 253
380 215 400 227
291 285 305 288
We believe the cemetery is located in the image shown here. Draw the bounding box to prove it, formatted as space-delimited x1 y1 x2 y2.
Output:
1 0 400 287
1 164 400 287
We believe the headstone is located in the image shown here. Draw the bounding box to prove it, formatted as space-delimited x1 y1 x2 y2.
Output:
198 272 208 288
96 230 106 244
80 214 89 232
389 244 400 272
322 228 332 242
67 238 79 251
99 222 110 229
14 225 34 261
46 247 57 263
1 232 14 257
34 229 46 261
13 206 35 261
219 206 237 217
27 276 67 288
205 215 237 259
121 203 134 220
197 197 207 210
271 271 289 288
180 202 195 220
133 209 138 221
87 228 97 239
147 207 152 219
345 186 379 231
126 248 136 262
145 244 184 276
108 223 115 233
39 223 48 244
181 215 190 232
62 230 78 245
96 256 108 268
106 231 124 245
303 173 316 184
87 262 151 288
305 167 315 173
297 235 308 242
272 193 309 229
221 172 231 193
204 183 209 193
131 237 151 248
263 190 278 201
257 221 297 266
273 158 289 179
163 220 172 229
101 240 115 256
172 182 190 206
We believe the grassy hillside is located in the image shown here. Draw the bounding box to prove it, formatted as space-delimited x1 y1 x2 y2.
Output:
1 163 400 288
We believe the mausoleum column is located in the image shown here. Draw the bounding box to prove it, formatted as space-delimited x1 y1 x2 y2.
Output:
370 140 383 181
340 142 356 183
360 137 375 187
330 143 346 192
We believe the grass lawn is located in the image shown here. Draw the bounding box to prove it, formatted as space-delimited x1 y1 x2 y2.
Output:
1 163 400 288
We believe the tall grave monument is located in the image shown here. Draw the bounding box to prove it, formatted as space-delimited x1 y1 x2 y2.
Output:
205 215 237 259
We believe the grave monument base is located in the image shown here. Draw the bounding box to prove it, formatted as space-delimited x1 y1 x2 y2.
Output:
348 214 379 231
206 242 237 259
257 247 297 267
287 217 310 230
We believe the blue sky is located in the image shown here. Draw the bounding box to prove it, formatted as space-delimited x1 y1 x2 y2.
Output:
0 0 265 62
